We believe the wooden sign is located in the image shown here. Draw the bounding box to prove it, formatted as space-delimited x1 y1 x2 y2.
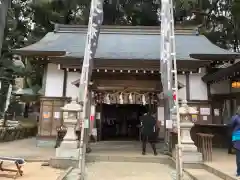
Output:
43 112 50 119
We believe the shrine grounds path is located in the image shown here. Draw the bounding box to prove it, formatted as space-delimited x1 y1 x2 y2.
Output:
66 162 187 180
0 138 55 161
0 138 187 180
0 138 237 180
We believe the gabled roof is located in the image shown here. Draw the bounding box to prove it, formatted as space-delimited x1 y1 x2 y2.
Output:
13 24 240 61
202 61 240 83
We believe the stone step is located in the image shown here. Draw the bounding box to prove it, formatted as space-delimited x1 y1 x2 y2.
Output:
50 155 170 169
203 163 238 180
184 168 224 180
86 154 171 164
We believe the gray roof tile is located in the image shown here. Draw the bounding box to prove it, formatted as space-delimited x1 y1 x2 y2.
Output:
15 30 239 60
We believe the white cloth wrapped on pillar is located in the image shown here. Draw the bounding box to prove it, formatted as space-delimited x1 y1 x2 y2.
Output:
105 93 110 104
142 94 146 105
119 93 123 104
129 93 133 104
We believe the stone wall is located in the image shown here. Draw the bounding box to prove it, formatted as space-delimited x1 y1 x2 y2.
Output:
0 126 37 142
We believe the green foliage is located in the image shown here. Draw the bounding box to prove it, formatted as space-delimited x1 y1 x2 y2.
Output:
31 0 203 27
200 0 240 52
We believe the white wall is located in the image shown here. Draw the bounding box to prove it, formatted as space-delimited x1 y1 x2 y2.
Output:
45 63 64 97
66 72 80 98
44 65 209 101
178 73 209 101
210 80 230 94
44 63 81 98
178 75 186 100
189 73 208 100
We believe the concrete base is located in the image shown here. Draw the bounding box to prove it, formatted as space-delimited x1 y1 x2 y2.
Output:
60 140 78 149
56 148 80 159
36 139 56 148
182 151 202 164
49 157 78 169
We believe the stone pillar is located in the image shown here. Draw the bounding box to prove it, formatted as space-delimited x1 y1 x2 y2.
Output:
56 99 82 159
179 100 202 163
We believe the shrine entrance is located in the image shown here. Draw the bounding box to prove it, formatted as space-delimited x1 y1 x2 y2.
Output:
92 88 160 142
101 104 147 141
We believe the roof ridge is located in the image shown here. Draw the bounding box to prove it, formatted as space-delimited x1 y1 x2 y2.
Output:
56 31 198 35
54 24 197 35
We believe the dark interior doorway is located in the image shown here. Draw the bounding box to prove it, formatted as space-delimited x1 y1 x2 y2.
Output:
101 104 147 141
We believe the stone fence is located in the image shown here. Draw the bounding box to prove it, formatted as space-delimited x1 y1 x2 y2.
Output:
0 126 37 142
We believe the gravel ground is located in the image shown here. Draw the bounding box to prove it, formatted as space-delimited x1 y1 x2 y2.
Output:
0 162 63 180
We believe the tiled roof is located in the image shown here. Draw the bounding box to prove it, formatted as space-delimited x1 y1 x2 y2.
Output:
14 25 239 60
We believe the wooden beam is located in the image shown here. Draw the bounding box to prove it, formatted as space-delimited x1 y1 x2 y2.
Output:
52 58 211 72
62 69 68 96
186 72 190 100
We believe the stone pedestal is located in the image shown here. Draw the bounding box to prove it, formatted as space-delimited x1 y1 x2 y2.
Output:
51 99 82 169
56 148 79 159
179 100 202 163
59 121 78 149
56 121 79 159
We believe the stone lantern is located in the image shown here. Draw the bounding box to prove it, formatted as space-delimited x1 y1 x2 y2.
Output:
56 98 82 158
179 100 202 163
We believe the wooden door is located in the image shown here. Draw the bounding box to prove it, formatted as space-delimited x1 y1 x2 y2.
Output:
211 100 223 124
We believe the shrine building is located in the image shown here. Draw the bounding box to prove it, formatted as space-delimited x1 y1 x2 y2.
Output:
13 24 240 147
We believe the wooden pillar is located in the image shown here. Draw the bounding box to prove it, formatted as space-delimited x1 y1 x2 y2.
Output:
229 80 234 116
186 72 190 101
62 69 68 96
207 83 211 99
96 104 102 141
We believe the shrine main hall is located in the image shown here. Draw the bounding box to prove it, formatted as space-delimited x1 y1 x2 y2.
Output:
13 24 240 145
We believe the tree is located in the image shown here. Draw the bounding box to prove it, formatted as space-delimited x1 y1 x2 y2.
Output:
0 0 37 117
199 0 240 52
31 0 204 29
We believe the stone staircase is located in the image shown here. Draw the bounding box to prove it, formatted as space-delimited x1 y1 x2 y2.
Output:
169 156 238 180
54 141 238 180
86 141 171 164
50 141 170 169
202 163 237 180
182 162 238 180
184 169 223 180
86 153 171 164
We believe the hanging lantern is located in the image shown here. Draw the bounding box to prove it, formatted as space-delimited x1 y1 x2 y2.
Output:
119 93 123 104
129 93 133 104
142 94 146 105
